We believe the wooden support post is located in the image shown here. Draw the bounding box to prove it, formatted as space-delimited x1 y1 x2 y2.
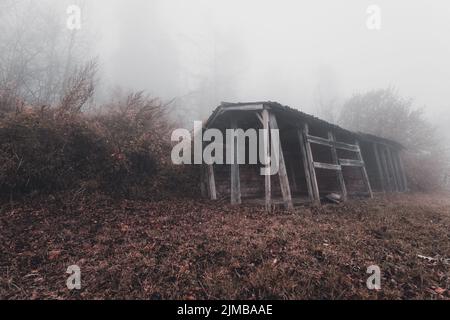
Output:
260 109 271 210
355 141 373 198
268 112 293 210
385 146 399 192
372 143 387 192
303 123 320 204
230 119 241 205
328 131 348 201
298 129 314 202
206 164 217 200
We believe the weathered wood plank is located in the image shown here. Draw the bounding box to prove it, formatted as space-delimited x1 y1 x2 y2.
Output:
390 149 403 192
297 129 314 202
339 159 364 167
221 104 264 112
379 146 393 192
288 161 298 193
334 141 360 152
355 141 373 198
303 123 320 204
395 151 408 192
307 134 333 147
268 112 293 210
385 146 399 192
314 162 342 171
329 131 348 201
306 134 359 152
206 164 217 200
230 119 241 204
372 143 387 192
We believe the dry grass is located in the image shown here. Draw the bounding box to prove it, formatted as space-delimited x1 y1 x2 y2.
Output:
1 192 449 300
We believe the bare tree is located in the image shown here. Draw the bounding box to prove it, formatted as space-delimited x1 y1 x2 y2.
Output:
339 87 448 190
0 0 91 106
313 66 341 123
59 59 97 114
339 87 435 151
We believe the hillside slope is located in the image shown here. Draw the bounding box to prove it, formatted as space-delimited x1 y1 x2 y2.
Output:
1 193 449 299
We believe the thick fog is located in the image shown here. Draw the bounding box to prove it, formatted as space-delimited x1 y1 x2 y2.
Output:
3 0 450 140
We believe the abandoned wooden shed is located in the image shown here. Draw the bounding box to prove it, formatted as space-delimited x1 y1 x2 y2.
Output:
200 101 407 208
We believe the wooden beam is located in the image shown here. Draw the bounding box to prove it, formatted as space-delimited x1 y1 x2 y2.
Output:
339 159 364 167
260 109 271 210
256 112 264 125
314 162 342 171
372 143 387 192
206 164 217 200
298 129 314 202
207 104 264 129
307 134 333 147
355 141 373 198
329 131 348 201
334 141 360 152
230 119 241 204
306 134 359 152
221 104 264 112
303 123 320 204
268 112 293 210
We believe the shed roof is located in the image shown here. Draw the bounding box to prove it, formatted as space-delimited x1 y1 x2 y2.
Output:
205 101 404 149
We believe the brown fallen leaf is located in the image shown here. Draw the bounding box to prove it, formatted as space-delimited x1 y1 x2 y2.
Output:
434 287 446 295
48 250 61 260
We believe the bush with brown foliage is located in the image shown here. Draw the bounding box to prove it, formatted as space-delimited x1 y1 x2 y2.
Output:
0 90 197 200
0 108 107 197
92 91 197 199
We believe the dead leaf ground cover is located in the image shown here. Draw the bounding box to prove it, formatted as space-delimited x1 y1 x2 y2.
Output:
0 193 449 299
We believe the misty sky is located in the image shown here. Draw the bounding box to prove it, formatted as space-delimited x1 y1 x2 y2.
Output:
82 0 450 131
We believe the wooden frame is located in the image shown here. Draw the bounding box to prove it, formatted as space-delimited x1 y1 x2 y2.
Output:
302 123 321 204
297 128 314 203
355 141 373 198
268 112 293 210
201 102 407 208
329 131 348 201
302 127 373 203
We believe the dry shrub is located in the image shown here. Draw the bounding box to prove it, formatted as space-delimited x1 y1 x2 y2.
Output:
59 60 97 114
0 86 24 114
0 90 197 200
94 91 197 199
0 108 109 197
